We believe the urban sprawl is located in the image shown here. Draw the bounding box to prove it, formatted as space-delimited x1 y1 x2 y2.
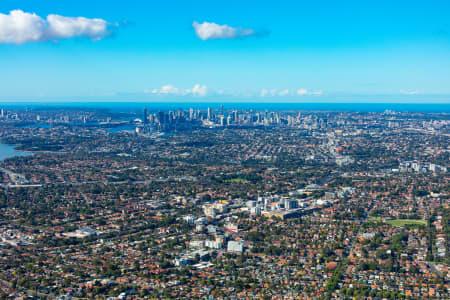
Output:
0 106 448 299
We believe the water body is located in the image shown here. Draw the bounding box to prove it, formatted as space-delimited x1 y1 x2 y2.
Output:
0 143 31 161
106 125 136 133
1 102 449 113
17 122 100 128
106 102 450 113
16 124 52 129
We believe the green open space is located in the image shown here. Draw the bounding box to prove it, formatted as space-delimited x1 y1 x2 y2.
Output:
385 219 427 226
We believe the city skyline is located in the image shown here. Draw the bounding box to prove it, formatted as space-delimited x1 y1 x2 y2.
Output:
1 0 450 103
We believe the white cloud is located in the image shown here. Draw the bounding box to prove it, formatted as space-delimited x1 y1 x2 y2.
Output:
185 84 207 96
46 14 109 41
261 89 288 96
278 89 290 96
148 86 322 98
0 10 45 44
193 21 256 40
400 90 420 95
261 89 277 96
259 88 323 97
0 9 111 44
297 88 308 95
152 85 179 94
150 84 207 96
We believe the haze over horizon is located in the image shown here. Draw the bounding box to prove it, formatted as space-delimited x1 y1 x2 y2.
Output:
1 0 450 103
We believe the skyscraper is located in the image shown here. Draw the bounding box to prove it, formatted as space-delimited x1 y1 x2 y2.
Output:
143 107 148 124
158 111 166 124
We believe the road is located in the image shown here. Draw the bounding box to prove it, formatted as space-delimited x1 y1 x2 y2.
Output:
0 167 28 185
0 176 198 189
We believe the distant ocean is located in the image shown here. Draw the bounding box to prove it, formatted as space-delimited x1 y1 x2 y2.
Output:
0 102 449 113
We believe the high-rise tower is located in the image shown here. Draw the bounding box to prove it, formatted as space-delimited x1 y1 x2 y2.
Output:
143 107 148 124
207 107 212 121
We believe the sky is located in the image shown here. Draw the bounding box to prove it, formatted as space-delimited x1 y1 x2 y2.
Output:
1 0 450 103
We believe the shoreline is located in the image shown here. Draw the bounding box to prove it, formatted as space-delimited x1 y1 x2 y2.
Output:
0 141 33 161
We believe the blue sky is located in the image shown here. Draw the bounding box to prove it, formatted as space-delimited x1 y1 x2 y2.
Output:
1 0 450 103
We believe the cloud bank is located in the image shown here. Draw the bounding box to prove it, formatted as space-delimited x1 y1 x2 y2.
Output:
260 88 324 97
297 88 308 96
150 85 180 95
278 89 290 96
0 10 112 44
149 84 208 96
400 90 421 95
193 21 259 40
146 85 329 99
185 84 207 96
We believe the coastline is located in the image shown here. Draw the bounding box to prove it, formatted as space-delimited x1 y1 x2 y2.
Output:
0 141 33 161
